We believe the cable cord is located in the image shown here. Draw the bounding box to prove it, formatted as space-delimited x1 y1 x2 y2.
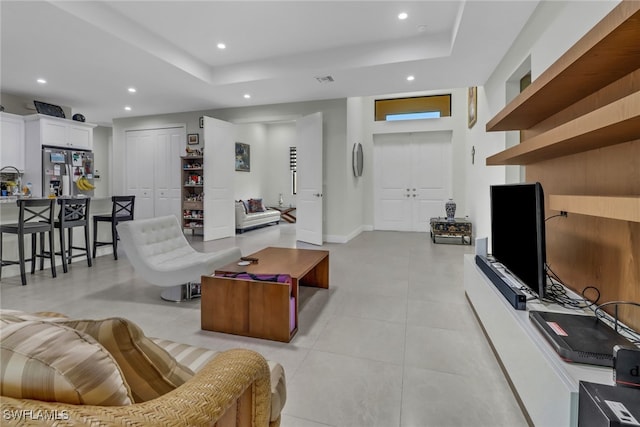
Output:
593 301 640 344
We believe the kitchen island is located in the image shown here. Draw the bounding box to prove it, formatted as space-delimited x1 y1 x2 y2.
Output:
0 196 114 281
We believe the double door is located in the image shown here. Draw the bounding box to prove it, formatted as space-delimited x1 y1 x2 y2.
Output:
373 132 452 232
125 127 183 220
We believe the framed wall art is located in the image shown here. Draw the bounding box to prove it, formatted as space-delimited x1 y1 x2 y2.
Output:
187 133 199 145
235 142 250 172
468 86 477 129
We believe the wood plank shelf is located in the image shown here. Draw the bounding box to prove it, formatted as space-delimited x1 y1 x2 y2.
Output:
549 195 640 223
486 91 640 165
484 1 640 331
486 2 640 132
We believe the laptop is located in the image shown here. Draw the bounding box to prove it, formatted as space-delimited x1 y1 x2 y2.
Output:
529 310 634 367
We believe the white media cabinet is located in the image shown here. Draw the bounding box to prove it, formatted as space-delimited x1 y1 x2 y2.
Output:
463 254 613 427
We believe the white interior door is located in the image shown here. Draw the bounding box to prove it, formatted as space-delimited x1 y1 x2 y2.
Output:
203 116 235 241
125 126 185 220
373 135 412 231
296 112 323 245
154 128 183 219
374 132 451 231
125 130 154 219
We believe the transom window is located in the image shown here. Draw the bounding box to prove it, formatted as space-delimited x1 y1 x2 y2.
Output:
375 94 451 122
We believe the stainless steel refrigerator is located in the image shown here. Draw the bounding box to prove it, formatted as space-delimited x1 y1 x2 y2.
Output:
42 146 95 198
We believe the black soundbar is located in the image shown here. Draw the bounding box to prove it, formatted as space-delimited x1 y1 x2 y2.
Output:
475 255 527 310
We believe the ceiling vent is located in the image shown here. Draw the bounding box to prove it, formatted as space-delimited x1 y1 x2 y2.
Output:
315 75 335 84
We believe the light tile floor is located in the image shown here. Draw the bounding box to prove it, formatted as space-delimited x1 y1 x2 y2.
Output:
0 223 528 427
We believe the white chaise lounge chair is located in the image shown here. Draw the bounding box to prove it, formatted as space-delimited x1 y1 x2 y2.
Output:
117 215 241 302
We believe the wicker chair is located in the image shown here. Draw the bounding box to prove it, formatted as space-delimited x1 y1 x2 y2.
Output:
0 310 285 427
1 348 275 427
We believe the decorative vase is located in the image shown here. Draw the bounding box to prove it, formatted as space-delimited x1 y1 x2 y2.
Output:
278 193 284 207
445 199 456 221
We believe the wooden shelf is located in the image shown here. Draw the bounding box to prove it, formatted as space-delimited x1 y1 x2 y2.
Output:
486 91 640 165
549 195 640 222
181 156 204 232
486 2 640 131
183 201 203 210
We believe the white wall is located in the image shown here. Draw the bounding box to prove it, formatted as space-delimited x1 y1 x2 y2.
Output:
234 123 267 202
470 0 619 244
265 122 297 208
92 125 111 199
112 99 349 239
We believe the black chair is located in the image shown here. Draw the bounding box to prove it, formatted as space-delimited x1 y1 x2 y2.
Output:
93 196 135 260
0 199 57 286
41 198 92 273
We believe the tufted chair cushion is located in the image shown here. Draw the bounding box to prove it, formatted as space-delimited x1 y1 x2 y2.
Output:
116 215 241 287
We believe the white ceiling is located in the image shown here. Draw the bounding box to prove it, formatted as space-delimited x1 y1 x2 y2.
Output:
1 1 539 126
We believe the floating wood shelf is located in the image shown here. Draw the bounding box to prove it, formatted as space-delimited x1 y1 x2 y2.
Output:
486 2 640 131
549 195 640 223
486 91 640 165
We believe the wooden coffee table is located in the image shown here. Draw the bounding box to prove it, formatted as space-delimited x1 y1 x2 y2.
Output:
201 247 329 342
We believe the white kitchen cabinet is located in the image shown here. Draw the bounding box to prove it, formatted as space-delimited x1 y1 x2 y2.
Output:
0 112 26 171
25 114 95 150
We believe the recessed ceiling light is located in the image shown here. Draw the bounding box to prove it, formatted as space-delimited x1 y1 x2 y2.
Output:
128 87 137 93
407 75 415 81
243 94 251 99
37 78 47 84
124 106 132 111
398 12 408 20
217 43 226 49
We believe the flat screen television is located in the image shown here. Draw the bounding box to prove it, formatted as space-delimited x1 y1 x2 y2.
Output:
490 182 547 299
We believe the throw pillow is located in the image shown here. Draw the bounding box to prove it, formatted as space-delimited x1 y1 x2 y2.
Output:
248 198 265 213
241 199 250 213
0 309 68 326
60 317 194 403
0 320 133 406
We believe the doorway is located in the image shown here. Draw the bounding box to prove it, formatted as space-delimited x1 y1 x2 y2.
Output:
373 131 452 231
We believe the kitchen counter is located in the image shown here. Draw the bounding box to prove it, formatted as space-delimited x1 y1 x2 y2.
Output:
0 196 115 280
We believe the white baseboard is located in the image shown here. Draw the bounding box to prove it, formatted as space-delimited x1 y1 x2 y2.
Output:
324 225 366 244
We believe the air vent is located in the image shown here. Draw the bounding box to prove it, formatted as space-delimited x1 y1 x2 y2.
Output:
315 75 335 84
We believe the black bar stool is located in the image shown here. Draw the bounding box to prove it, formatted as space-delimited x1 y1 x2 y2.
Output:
93 195 135 260
40 198 92 273
0 199 56 286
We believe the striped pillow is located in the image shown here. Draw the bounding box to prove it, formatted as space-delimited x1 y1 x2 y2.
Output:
151 337 220 372
0 320 133 406
60 318 194 403
0 309 68 325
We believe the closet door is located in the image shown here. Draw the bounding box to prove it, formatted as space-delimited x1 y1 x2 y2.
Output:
153 128 182 219
125 130 155 219
125 127 184 220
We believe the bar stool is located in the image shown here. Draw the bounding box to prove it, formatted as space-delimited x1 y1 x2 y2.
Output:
0 199 56 286
93 195 135 260
41 198 91 273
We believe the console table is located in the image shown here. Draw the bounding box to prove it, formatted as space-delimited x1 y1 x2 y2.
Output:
430 217 472 245
464 254 612 426
270 206 296 223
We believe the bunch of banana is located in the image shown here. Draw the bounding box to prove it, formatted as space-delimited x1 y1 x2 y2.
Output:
76 176 95 191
